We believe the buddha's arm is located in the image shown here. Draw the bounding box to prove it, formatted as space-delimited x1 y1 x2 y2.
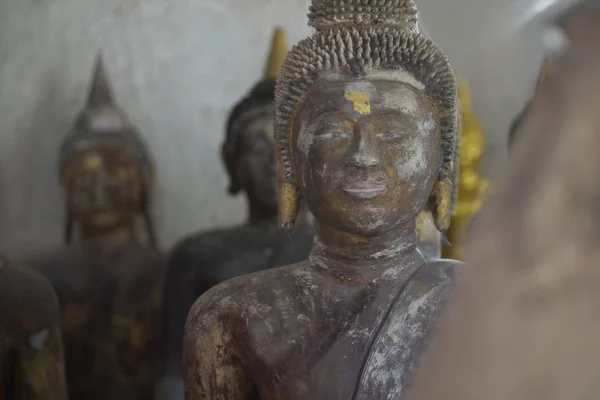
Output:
183 305 257 400
14 325 68 400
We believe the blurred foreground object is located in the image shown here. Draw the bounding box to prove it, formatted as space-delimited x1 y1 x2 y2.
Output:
405 15 600 400
443 81 489 260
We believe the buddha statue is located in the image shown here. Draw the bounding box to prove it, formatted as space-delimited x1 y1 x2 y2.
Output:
0 261 68 400
183 1 460 398
442 81 489 260
157 28 314 400
30 55 165 400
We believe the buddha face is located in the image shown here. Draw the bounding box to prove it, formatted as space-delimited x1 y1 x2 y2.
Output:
292 79 440 235
64 147 143 229
234 107 278 207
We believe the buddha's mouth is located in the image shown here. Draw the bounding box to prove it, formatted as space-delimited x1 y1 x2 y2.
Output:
341 178 389 199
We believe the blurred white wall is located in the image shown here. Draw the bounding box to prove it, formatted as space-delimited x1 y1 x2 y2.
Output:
0 0 574 257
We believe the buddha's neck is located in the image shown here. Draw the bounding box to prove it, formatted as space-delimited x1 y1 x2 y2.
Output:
247 196 278 225
79 222 137 253
247 197 313 228
309 220 422 280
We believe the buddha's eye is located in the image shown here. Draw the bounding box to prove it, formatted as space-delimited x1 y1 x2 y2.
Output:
376 132 401 140
318 131 350 139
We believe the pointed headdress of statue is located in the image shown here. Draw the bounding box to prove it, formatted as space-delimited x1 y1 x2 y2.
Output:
60 54 157 246
274 0 459 231
222 27 289 194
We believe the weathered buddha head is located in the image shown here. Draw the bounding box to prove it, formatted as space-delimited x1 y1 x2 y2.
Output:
60 55 156 245
221 28 288 211
275 0 458 236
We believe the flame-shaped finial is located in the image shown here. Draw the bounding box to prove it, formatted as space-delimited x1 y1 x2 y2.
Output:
86 53 114 108
264 27 289 81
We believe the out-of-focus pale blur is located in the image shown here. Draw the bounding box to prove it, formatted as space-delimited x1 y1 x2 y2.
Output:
405 16 600 398
0 0 583 258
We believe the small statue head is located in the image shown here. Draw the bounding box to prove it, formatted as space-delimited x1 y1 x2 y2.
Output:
274 0 458 235
59 54 156 246
221 28 288 210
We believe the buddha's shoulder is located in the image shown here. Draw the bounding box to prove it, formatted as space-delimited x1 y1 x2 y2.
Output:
170 224 274 265
187 261 313 325
0 261 61 330
414 258 462 291
26 245 90 283
124 242 166 271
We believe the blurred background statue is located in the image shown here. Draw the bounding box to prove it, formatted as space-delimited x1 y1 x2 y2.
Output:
31 55 165 400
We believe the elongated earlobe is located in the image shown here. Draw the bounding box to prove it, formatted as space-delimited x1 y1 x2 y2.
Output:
64 214 74 244
431 178 453 232
278 181 298 232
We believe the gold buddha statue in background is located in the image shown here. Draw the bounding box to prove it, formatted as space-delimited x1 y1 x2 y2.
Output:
443 81 489 260
30 55 165 400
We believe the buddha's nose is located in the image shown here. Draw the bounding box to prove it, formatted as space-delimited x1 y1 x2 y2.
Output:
91 181 110 205
345 133 379 169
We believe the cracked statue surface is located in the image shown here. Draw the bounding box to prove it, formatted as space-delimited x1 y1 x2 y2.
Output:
157 28 315 400
0 259 68 400
29 56 166 400
183 0 461 399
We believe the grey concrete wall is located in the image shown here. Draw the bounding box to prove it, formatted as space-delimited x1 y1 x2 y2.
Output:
0 0 572 258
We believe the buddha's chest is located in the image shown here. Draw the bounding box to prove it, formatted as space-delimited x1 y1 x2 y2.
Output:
54 262 164 393
243 287 398 399
239 264 454 400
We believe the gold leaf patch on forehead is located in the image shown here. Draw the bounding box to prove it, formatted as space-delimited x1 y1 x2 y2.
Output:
344 91 371 115
83 154 103 171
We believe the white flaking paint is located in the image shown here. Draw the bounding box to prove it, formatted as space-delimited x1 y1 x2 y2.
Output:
344 81 376 93
296 119 314 159
28 328 49 350
381 87 419 114
396 138 426 180
86 107 130 132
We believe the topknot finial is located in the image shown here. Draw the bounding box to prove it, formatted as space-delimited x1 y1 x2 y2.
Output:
308 0 418 31
87 53 114 108
264 27 289 80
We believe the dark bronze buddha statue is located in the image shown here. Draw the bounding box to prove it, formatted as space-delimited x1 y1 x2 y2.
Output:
0 261 68 400
183 1 460 398
157 28 314 400
30 55 165 400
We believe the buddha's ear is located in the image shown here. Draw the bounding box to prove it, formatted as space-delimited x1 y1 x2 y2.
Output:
278 182 298 233
276 142 298 232
431 178 452 232
137 173 158 248
64 208 74 244
140 204 158 248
